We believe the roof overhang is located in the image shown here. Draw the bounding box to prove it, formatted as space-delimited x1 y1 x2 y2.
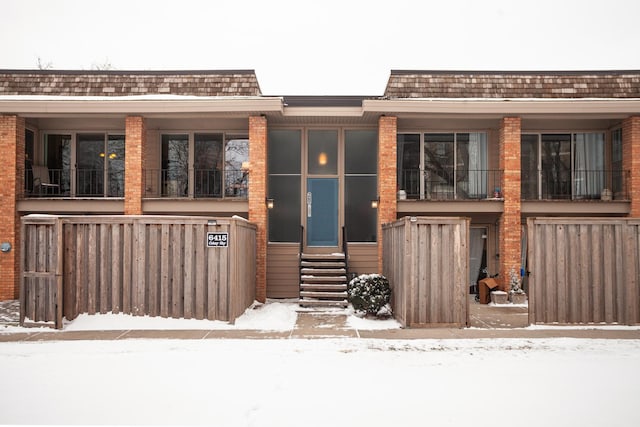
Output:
0 95 284 117
363 98 640 117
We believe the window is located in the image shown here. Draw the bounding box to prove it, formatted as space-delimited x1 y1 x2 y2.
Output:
106 135 125 197
397 132 488 199
521 134 539 199
345 130 377 242
521 132 606 200
308 130 338 175
194 133 223 197
39 132 124 197
44 134 71 195
77 133 106 196
25 129 34 193
156 133 248 198
268 130 301 242
397 134 420 198
611 129 623 196
161 134 189 197
224 135 249 197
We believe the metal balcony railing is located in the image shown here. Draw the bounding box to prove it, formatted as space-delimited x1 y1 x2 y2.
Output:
399 169 503 200
24 168 124 198
522 169 630 201
143 169 248 198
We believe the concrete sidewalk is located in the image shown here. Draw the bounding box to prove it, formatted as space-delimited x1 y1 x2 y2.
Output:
2 310 640 342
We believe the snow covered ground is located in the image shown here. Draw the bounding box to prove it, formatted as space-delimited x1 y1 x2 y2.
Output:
1 337 639 426
1 301 639 426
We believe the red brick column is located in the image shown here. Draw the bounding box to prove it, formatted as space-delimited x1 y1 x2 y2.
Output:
378 116 397 272
622 116 640 217
124 116 146 215
0 115 25 300
499 117 522 290
248 115 268 302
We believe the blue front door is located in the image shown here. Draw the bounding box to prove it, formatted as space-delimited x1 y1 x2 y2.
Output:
307 178 339 247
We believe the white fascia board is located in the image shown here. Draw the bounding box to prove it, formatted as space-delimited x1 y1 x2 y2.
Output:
281 106 364 117
363 98 640 115
0 95 284 115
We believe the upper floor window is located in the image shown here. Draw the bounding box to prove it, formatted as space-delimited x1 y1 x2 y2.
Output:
27 132 125 197
398 132 491 200
521 132 613 200
152 132 248 198
344 130 378 242
268 129 302 243
611 128 623 196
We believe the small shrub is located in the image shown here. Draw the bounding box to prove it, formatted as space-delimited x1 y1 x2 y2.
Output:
347 274 391 316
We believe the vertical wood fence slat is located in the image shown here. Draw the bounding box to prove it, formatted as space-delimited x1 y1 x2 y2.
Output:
194 224 206 320
87 224 97 315
383 217 469 328
528 218 640 325
147 225 159 317
63 223 75 320
171 224 182 318
20 217 60 328
160 224 170 318
111 224 121 314
99 224 109 314
207 231 218 320
55 219 63 328
625 225 639 325
21 216 256 327
183 224 193 319
122 223 132 314
603 225 615 323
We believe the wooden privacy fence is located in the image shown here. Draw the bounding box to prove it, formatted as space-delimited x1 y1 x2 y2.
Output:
21 216 256 329
21 216 62 327
527 218 640 325
383 217 469 328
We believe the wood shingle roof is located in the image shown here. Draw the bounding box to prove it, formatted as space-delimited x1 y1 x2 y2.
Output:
384 70 640 99
0 70 261 97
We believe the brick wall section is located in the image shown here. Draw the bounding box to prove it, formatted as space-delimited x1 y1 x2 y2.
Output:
622 116 640 216
124 116 146 215
378 116 398 272
0 115 25 300
499 117 522 290
248 115 268 302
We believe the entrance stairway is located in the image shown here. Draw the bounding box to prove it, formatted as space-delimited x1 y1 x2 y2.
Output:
299 253 349 308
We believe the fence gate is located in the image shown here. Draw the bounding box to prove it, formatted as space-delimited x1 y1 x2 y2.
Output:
21 215 256 329
383 217 469 327
527 218 639 325
20 216 63 328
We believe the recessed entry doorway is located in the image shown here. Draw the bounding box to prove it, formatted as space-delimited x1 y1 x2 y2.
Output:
267 128 378 252
306 178 339 247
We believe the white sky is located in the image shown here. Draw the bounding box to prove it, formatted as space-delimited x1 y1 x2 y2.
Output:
2 0 639 95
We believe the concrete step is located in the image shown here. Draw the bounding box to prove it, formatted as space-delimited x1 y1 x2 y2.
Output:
301 275 347 283
301 253 345 261
300 283 347 291
300 261 346 268
300 268 346 275
300 291 348 299
298 299 349 308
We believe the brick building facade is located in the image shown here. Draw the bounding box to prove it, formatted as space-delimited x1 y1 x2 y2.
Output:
1 69 639 303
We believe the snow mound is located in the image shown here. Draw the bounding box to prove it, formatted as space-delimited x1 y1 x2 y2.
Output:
61 300 298 332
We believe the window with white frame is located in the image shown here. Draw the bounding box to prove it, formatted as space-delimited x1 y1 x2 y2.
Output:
397 132 488 200
38 132 125 197
521 132 606 200
155 132 248 198
611 128 623 196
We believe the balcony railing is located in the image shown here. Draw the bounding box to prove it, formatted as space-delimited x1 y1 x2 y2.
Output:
144 169 248 198
24 168 124 198
399 169 503 200
522 169 630 201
